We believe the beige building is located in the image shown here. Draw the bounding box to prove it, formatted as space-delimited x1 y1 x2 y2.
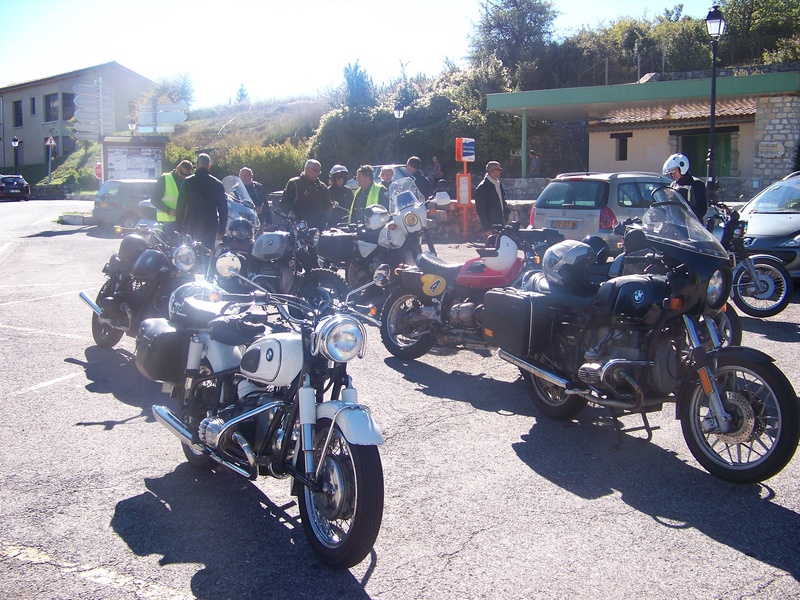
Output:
0 61 153 170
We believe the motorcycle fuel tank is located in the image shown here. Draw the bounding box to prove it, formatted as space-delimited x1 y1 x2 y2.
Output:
251 231 290 261
131 248 170 281
455 256 524 289
595 274 670 326
240 332 303 387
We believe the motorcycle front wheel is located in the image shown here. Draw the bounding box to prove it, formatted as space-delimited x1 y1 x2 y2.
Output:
379 288 435 359
680 356 800 484
297 268 350 314
91 281 124 348
731 258 793 318
298 418 384 569
520 369 587 420
712 302 742 347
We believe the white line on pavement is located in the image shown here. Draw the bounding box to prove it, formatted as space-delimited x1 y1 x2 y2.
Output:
12 372 80 396
0 323 93 341
0 288 98 307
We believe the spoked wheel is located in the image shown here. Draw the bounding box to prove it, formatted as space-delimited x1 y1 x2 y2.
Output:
520 369 587 420
179 362 215 470
680 356 800 484
298 418 384 569
91 281 124 348
379 288 435 359
297 268 350 314
710 302 742 347
731 258 794 318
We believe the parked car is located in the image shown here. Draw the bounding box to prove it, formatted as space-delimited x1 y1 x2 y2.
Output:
0 174 31 201
529 171 671 254
737 171 800 278
93 179 157 229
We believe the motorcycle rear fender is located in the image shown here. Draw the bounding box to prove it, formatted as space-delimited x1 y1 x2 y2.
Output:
316 400 384 445
674 346 775 419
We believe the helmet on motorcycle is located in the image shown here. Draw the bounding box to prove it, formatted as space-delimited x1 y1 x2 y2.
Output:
543 240 596 288
168 281 224 322
483 234 519 271
329 164 349 179
580 235 610 264
118 234 150 262
662 153 690 176
364 204 391 230
228 217 254 240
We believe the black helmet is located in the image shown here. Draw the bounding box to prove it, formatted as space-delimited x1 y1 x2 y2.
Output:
580 235 610 264
329 164 349 178
118 234 150 262
228 217 254 240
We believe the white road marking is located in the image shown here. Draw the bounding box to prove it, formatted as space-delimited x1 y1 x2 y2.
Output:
0 281 103 288
0 242 13 257
12 372 81 396
0 323 93 341
0 288 98 307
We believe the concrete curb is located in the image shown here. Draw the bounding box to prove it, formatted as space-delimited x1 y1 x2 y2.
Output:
58 214 95 225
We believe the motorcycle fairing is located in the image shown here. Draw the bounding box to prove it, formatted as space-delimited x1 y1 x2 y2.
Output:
455 256 524 289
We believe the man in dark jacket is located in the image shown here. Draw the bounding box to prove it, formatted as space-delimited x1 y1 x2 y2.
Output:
406 156 434 199
239 166 272 230
662 153 707 222
474 161 508 237
280 159 333 230
176 153 227 249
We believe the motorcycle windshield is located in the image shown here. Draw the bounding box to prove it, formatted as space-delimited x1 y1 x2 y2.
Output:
642 196 727 259
222 176 254 207
388 177 422 213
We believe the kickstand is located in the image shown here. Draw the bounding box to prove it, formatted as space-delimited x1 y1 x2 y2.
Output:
608 407 659 449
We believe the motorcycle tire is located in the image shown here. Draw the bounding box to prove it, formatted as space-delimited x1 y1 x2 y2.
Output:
713 302 742 347
731 258 794 318
298 418 384 569
680 355 800 484
179 361 216 470
91 281 124 348
379 288 436 360
297 268 350 314
519 369 587 420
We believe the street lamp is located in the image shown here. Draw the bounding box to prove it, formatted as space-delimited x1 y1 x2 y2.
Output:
128 119 137 136
11 136 19 175
394 104 404 164
705 4 726 202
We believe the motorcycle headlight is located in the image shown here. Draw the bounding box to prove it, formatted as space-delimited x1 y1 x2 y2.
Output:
312 315 366 362
172 245 197 272
706 269 728 310
215 252 242 278
403 210 420 229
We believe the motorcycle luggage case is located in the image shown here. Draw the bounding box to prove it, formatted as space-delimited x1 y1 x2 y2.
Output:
317 230 356 261
135 318 191 385
482 288 548 358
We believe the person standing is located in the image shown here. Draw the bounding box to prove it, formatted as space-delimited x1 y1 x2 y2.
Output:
175 153 227 249
379 166 395 188
279 159 333 230
526 150 540 178
152 160 193 231
428 156 444 185
327 164 354 226
406 156 434 199
349 165 389 223
474 161 509 237
662 153 707 222
239 166 272 229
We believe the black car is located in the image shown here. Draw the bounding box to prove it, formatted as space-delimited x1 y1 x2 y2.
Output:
0 174 31 201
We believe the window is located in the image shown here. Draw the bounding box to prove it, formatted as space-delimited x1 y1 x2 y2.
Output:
62 93 75 121
13 100 23 127
44 93 59 122
617 182 643 208
30 98 36 115
611 132 632 162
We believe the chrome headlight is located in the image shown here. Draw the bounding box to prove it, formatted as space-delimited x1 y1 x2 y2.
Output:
172 245 197 272
706 269 728 310
312 315 366 362
403 210 420 229
215 252 242 278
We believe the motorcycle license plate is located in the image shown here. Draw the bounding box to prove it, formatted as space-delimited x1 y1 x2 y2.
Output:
552 220 578 229
9 189 19 193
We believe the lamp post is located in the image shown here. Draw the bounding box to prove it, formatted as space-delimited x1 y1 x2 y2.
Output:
705 5 726 203
11 136 19 175
393 104 404 163
128 119 137 136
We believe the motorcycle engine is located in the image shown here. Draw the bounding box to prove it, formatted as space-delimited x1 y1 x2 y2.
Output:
448 302 479 328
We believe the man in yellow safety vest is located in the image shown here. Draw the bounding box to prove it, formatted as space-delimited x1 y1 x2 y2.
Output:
152 160 193 231
349 165 389 223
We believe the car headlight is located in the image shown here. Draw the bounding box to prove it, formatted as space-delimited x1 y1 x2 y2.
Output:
778 234 800 248
311 315 366 362
706 269 728 310
172 245 197 272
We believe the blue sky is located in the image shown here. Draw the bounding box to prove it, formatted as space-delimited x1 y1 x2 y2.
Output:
0 0 715 108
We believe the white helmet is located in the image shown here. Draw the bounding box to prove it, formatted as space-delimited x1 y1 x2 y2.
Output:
662 153 690 176
484 235 518 271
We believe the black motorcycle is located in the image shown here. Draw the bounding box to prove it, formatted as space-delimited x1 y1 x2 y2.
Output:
485 189 799 484
80 225 207 348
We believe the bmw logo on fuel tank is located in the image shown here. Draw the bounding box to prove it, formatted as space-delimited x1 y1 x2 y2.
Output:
633 289 645 304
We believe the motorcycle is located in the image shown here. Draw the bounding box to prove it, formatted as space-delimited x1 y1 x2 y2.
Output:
486 188 799 483
706 201 794 318
136 267 390 568
379 223 564 359
210 210 350 314
317 177 444 293
79 224 207 348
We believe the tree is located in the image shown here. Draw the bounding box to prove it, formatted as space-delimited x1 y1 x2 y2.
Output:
339 60 376 112
235 84 249 104
144 73 195 108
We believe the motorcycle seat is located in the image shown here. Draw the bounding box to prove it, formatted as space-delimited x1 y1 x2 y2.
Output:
172 297 228 329
525 272 596 310
415 252 463 279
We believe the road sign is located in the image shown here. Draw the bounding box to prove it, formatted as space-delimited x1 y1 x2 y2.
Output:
137 102 186 113
73 121 102 133
45 136 56 146
73 83 114 96
455 137 476 162
75 131 100 142
137 111 187 126
95 162 103 179
136 125 176 133
74 95 115 110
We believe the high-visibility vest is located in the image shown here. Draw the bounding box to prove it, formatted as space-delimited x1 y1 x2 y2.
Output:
349 184 383 220
157 172 179 222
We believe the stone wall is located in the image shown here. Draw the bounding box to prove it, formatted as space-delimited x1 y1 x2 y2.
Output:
753 95 800 183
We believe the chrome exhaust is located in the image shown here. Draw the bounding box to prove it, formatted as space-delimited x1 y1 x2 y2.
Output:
79 292 104 317
498 349 570 388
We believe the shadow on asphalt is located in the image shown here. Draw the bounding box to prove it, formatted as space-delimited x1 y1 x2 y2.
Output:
513 410 800 579
25 226 96 239
739 314 800 343
66 346 162 426
111 464 373 598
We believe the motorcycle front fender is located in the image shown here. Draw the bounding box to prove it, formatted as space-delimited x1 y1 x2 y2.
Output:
317 400 384 445
735 253 786 266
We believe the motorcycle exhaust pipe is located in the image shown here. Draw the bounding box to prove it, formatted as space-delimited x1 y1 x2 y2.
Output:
79 292 104 317
498 349 571 389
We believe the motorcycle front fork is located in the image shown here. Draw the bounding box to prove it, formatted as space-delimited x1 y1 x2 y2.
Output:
683 315 734 433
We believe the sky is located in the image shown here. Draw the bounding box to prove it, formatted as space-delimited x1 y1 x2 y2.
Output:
0 0 716 109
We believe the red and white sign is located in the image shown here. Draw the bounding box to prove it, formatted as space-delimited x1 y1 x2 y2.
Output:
94 162 103 180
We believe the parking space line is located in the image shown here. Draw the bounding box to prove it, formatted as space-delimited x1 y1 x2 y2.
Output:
0 281 103 289
0 288 97 307
0 323 93 341
12 372 80 396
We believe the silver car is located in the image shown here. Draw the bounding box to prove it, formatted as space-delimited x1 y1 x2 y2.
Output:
529 172 671 255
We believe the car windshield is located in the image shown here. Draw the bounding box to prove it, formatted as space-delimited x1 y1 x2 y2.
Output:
536 180 609 209
745 179 800 214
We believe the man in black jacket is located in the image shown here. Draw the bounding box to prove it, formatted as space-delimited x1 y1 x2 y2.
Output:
406 156 434 199
280 159 333 230
176 153 227 249
474 161 508 237
662 153 707 222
